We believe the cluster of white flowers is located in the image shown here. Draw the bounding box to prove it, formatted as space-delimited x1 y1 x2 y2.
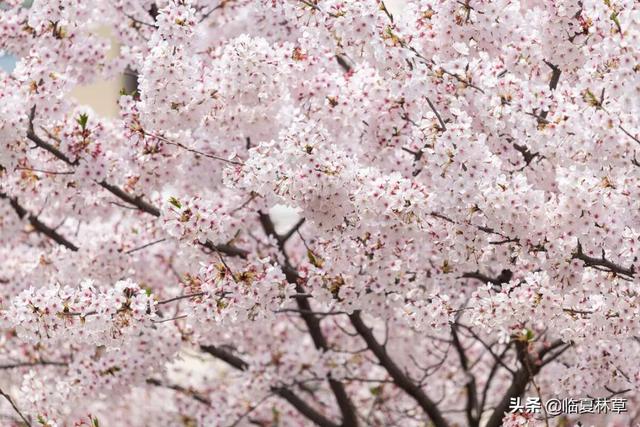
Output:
180 259 295 325
0 76 28 169
160 194 246 245
2 0 640 424
6 279 155 345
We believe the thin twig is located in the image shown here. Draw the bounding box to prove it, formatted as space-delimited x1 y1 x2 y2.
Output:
0 388 32 427
0 192 79 251
125 238 167 254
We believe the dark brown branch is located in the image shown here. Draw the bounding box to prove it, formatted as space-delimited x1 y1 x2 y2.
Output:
258 211 281 248
485 339 568 427
349 311 448 427
573 241 635 277
437 65 485 93
259 213 360 427
276 308 348 316
543 61 562 91
201 240 250 259
460 269 512 289
426 97 447 131
620 125 640 145
140 130 243 165
335 54 352 73
281 218 306 245
125 238 167 254
539 61 561 121
227 393 273 427
28 107 160 217
15 166 74 175
0 192 79 251
0 387 32 427
539 340 572 367
200 345 340 427
98 181 160 217
602 386 632 399
156 292 206 306
146 378 211 406
484 363 534 426
480 343 513 413
29 110 255 251
124 13 158 28
199 2 225 23
0 360 67 370
27 126 78 167
200 345 249 371
457 324 515 375
513 143 541 167
272 387 340 427
451 325 479 427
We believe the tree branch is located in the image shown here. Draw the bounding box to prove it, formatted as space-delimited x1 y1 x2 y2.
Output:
200 345 340 427
200 345 249 371
426 97 447 131
98 181 160 217
349 311 449 427
451 325 479 427
200 240 250 259
480 342 513 413
272 387 340 427
0 387 32 427
259 212 360 427
27 109 78 167
27 111 258 258
0 360 67 370
146 378 212 406
543 61 562 91
460 269 512 290
0 192 79 251
28 107 160 217
485 339 568 427
539 61 561 121
281 217 306 245
573 241 635 278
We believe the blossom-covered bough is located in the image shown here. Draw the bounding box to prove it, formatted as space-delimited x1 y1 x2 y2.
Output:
1 0 640 425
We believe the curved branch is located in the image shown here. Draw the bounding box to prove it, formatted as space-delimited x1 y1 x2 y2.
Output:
259 213 360 427
451 325 479 427
0 388 32 427
200 345 340 427
573 241 635 277
349 311 449 427
485 339 569 427
0 192 79 251
98 181 160 217
200 345 249 371
146 378 212 406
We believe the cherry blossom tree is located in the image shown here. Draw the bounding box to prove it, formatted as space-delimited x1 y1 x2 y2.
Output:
1 0 640 425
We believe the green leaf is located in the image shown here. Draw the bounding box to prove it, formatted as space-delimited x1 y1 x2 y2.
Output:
307 249 324 268
119 88 139 97
583 89 600 107
370 385 382 396
76 113 89 130
524 329 535 341
271 406 281 422
610 11 622 32
168 196 182 209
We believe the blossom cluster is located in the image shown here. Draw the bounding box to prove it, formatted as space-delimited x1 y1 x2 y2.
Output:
1 0 640 425
5 279 155 345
